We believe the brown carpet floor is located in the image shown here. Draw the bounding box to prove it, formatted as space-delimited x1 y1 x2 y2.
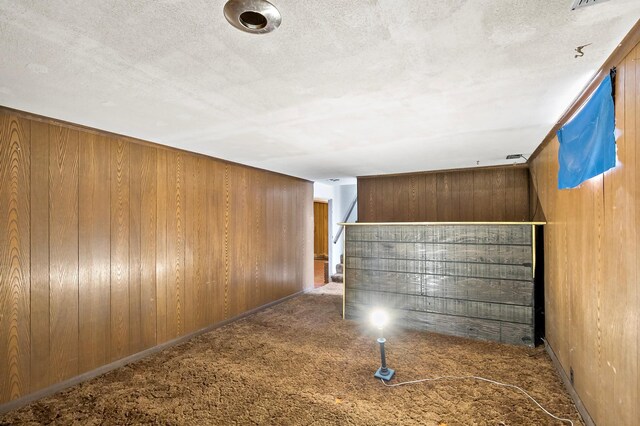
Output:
1 284 581 425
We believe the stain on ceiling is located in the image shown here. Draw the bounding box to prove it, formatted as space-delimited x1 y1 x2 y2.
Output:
0 0 639 180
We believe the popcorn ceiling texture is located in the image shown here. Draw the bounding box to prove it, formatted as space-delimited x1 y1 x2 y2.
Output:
0 0 638 180
0 285 581 425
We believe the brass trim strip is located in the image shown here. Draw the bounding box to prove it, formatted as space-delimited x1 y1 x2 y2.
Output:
532 224 536 279
342 228 346 319
339 222 546 226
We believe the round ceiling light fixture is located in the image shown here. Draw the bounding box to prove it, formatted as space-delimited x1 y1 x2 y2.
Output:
224 0 281 35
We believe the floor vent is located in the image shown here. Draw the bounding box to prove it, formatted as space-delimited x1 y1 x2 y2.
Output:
571 0 611 10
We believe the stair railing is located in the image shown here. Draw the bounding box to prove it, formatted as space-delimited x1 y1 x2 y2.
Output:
333 196 357 244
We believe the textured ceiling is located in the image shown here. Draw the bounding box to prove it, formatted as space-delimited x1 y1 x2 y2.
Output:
1 1 639 180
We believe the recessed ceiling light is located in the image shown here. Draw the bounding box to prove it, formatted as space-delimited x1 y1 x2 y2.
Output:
223 0 281 35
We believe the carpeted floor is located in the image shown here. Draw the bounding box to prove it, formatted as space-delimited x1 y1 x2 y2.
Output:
1 283 581 425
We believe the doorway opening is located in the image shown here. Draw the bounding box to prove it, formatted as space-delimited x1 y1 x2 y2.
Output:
313 201 329 287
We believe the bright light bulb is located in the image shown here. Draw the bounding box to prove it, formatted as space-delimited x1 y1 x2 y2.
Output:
370 308 389 329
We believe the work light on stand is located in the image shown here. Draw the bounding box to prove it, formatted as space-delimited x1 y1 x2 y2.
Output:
370 309 395 381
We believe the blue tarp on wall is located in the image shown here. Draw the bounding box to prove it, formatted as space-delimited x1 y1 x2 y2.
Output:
557 75 616 189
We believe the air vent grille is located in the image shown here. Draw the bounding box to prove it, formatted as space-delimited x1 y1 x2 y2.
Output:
571 0 611 10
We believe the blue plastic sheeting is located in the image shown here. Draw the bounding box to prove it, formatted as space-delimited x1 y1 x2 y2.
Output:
557 75 616 189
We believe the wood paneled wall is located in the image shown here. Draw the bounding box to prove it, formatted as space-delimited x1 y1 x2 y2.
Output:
529 43 639 425
0 108 313 405
313 202 328 258
358 166 530 222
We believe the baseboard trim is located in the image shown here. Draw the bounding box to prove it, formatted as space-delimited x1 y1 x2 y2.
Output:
0 289 308 415
544 341 595 426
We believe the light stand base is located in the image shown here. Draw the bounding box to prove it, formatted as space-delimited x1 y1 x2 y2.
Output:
374 367 395 381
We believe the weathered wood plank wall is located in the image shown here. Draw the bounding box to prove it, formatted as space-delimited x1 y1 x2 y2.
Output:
344 224 537 346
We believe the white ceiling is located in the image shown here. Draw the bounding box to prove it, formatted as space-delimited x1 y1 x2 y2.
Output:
1 1 639 181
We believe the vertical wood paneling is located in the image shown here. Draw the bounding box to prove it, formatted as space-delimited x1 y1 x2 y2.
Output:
0 114 31 402
358 166 529 223
436 173 452 220
490 168 506 221
223 163 231 319
277 175 285 295
529 42 640 426
449 172 461 221
313 202 328 257
193 157 206 329
129 144 157 352
155 149 168 344
0 108 313 407
593 174 605 424
110 139 129 361
247 170 257 308
265 174 275 309
355 179 368 222
128 144 142 354
635 44 640 426
394 175 411 222
602 50 637 425
184 155 196 332
504 168 516 220
571 174 602 421
286 177 296 296
303 183 314 291
422 174 438 221
458 171 474 221
166 151 185 338
184 155 206 330
357 178 375 222
206 159 224 324
277 177 286 299
29 121 49 391
407 175 419 220
514 168 530 221
78 133 111 372
473 170 492 221
259 170 270 303
49 125 79 382
139 146 157 348
248 169 260 310
380 177 395 222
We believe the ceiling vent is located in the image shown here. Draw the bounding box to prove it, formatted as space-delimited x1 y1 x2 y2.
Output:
571 0 611 10
506 154 524 160
224 0 282 34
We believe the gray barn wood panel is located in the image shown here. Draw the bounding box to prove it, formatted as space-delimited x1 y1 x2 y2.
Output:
344 224 537 346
